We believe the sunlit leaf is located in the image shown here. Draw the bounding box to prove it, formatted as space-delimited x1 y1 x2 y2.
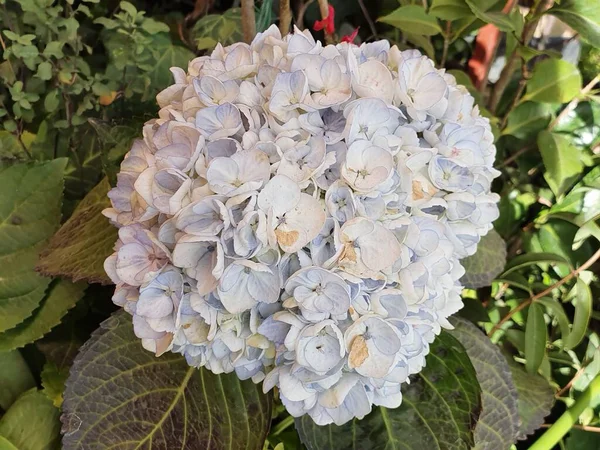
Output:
563 278 592 350
549 0 600 47
378 5 443 36
522 58 582 104
537 130 583 198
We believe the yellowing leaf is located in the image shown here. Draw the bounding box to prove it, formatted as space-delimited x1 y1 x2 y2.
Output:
37 178 116 285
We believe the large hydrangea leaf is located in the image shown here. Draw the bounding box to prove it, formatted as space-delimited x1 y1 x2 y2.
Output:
450 317 519 450
0 159 66 333
0 280 86 352
61 311 273 450
506 358 555 439
294 331 482 450
460 229 507 289
37 178 117 285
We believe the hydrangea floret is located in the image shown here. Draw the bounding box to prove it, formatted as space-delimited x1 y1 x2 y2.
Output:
104 25 500 426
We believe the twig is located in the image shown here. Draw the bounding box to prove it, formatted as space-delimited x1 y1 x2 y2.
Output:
499 59 530 129
539 424 600 433
548 75 600 130
357 0 377 39
488 248 600 338
296 0 315 30
440 21 452 67
555 367 585 398
316 0 333 44
488 0 554 114
241 0 256 44
499 145 534 167
279 0 292 35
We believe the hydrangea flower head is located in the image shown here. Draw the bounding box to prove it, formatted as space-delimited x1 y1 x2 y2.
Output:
104 25 499 426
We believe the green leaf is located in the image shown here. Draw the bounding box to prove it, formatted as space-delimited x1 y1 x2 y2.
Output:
140 18 170 34
538 130 583 198
37 178 117 285
35 61 52 81
563 278 592 350
0 389 60 450
548 0 600 47
147 38 195 92
506 358 554 439
295 332 482 450
0 131 26 161
536 297 571 344
522 58 582 104
565 428 600 450
460 229 507 288
191 8 243 51
61 311 273 449
0 159 66 333
501 253 570 276
43 89 60 113
41 362 68 408
378 5 443 36
525 303 547 374
449 317 519 450
430 0 474 21
0 350 36 410
0 280 87 352
502 102 553 140
43 41 64 59
465 0 519 31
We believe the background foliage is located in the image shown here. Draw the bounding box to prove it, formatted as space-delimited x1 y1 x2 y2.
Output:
1 0 599 449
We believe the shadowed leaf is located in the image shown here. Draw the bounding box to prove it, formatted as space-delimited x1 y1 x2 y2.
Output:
461 230 507 289
62 311 273 450
450 317 519 450
294 332 481 450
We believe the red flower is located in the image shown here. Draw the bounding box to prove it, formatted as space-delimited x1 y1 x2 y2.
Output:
313 4 335 35
341 27 360 44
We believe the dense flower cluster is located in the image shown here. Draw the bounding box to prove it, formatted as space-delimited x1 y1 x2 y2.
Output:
104 25 499 426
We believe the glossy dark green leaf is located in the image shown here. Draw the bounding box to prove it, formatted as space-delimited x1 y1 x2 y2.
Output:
564 278 592 350
37 178 117 285
565 428 600 450
465 0 521 32
536 297 571 344
295 332 481 450
0 159 66 333
378 5 443 36
450 317 519 450
0 350 36 410
430 0 473 21
0 389 61 450
502 102 552 140
525 303 547 374
460 229 507 288
506 358 554 439
548 0 600 47
501 252 570 276
62 311 273 450
538 130 583 198
522 59 582 104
